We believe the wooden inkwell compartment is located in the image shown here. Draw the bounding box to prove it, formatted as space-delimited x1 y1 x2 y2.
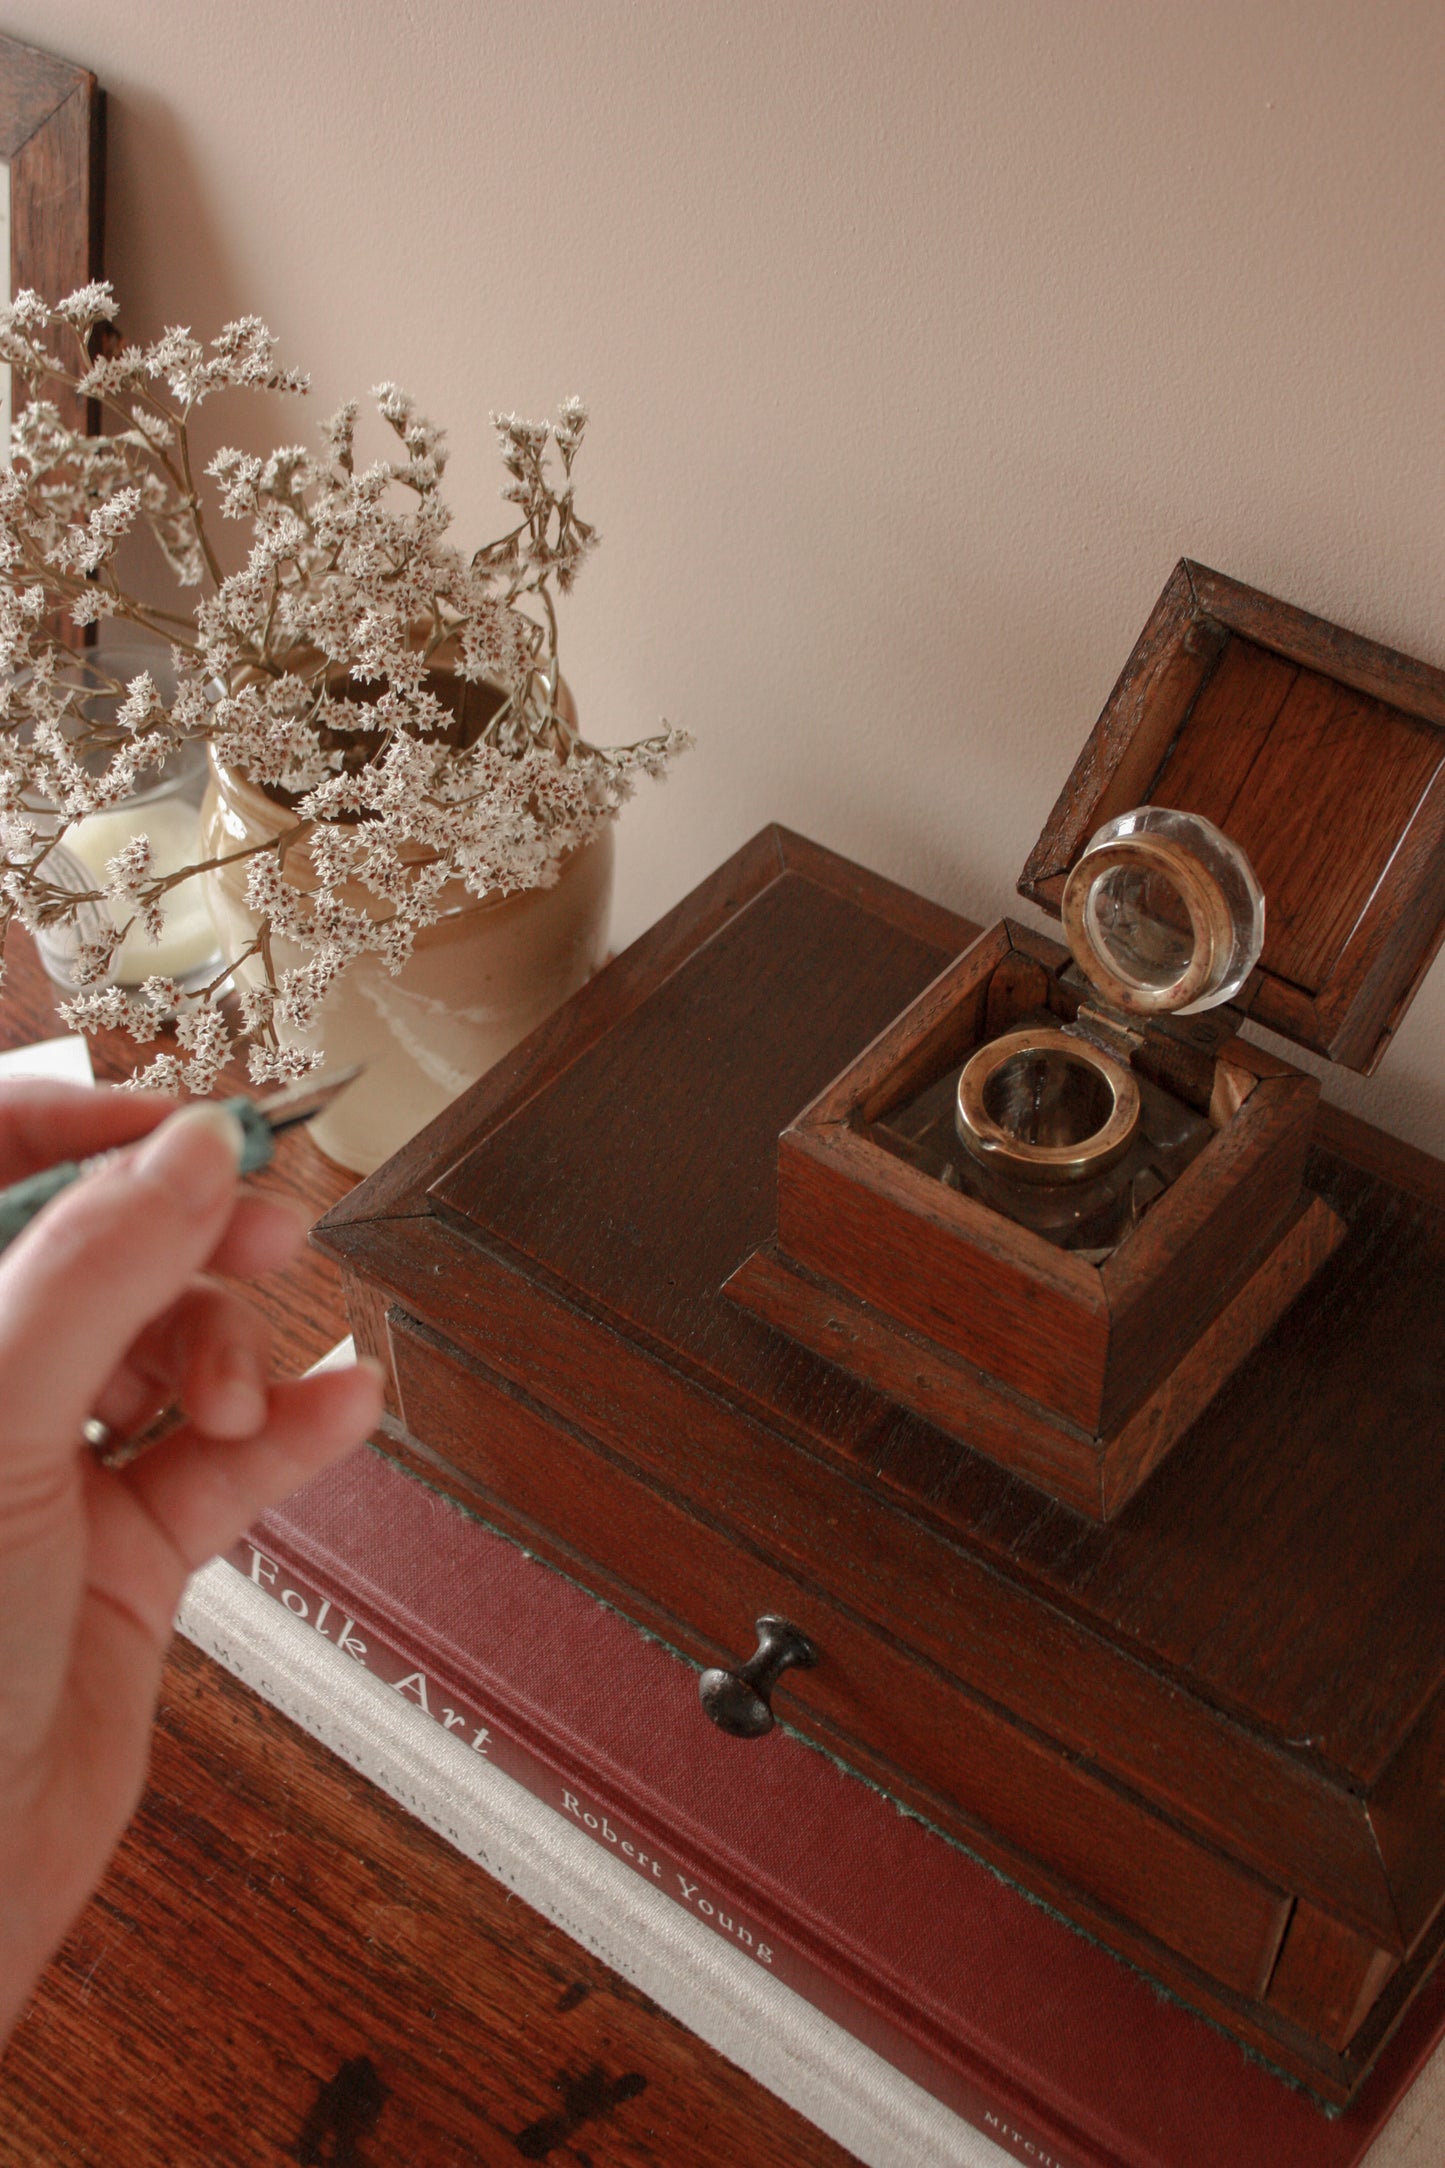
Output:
727 910 1350 1523
725 847 1346 1522
317 562 1445 2105
731 560 1445 1518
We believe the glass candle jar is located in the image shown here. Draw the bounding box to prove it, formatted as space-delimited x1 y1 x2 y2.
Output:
29 630 222 995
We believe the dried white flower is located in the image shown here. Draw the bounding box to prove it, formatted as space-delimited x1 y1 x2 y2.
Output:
53 282 115 335
104 833 153 902
1 287 686 1091
174 1002 232 1092
248 1041 323 1086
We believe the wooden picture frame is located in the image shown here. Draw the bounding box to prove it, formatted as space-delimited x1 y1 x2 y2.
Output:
0 34 103 449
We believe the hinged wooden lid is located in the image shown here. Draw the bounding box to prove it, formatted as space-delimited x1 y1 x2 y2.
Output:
1019 562 1445 1072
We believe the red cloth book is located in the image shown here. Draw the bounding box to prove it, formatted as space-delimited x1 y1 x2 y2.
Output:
225 1438 1444 2168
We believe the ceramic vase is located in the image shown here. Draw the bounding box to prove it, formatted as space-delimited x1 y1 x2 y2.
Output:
199 754 614 1174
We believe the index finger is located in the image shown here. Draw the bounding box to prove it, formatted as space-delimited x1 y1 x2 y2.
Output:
0 1081 177 1182
0 1104 245 1471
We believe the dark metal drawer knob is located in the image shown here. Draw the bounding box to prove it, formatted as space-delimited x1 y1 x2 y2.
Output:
699 1615 818 1738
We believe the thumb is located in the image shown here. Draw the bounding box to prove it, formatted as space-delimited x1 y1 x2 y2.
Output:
0 1104 246 1481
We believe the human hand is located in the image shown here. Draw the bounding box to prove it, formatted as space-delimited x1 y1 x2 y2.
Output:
0 1082 383 2046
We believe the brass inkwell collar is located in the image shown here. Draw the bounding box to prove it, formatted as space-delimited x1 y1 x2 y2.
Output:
955 1026 1141 1186
955 807 1266 1187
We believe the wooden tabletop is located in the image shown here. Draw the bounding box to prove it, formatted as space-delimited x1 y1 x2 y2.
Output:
0 932 855 2167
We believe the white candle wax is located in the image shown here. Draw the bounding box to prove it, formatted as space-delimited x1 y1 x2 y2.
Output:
65 796 220 984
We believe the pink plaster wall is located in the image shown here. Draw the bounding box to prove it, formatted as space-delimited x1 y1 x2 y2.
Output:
14 0 1445 1144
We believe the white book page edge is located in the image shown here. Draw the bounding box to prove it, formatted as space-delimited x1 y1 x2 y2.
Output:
177 1552 1007 2168
0 1035 95 1085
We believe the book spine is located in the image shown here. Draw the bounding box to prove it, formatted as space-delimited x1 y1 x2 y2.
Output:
224 1529 1112 2168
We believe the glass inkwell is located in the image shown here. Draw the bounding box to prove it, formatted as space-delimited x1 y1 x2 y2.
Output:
876 808 1266 1256
22 629 223 998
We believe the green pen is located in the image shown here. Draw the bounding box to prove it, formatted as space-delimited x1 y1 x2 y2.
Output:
0 1065 362 1254
0 1064 362 1468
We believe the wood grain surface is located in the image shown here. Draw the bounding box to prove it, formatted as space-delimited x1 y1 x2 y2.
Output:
0 33 104 492
0 928 852 2167
0 1639 853 2168
386 1310 1296 2007
409 840 1444 1792
327 827 1445 2097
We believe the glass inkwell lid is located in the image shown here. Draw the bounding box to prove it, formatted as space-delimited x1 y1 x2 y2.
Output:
876 808 1265 1255
1057 805 1265 1023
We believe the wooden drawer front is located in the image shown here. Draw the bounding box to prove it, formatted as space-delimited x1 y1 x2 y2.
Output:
390 1311 1290 2001
339 1221 1401 1950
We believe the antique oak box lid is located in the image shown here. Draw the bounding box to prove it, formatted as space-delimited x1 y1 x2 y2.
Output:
1020 559 1445 1073
317 826 1445 2105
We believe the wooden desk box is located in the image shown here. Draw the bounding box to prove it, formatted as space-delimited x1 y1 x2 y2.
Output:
316 572 1445 2106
